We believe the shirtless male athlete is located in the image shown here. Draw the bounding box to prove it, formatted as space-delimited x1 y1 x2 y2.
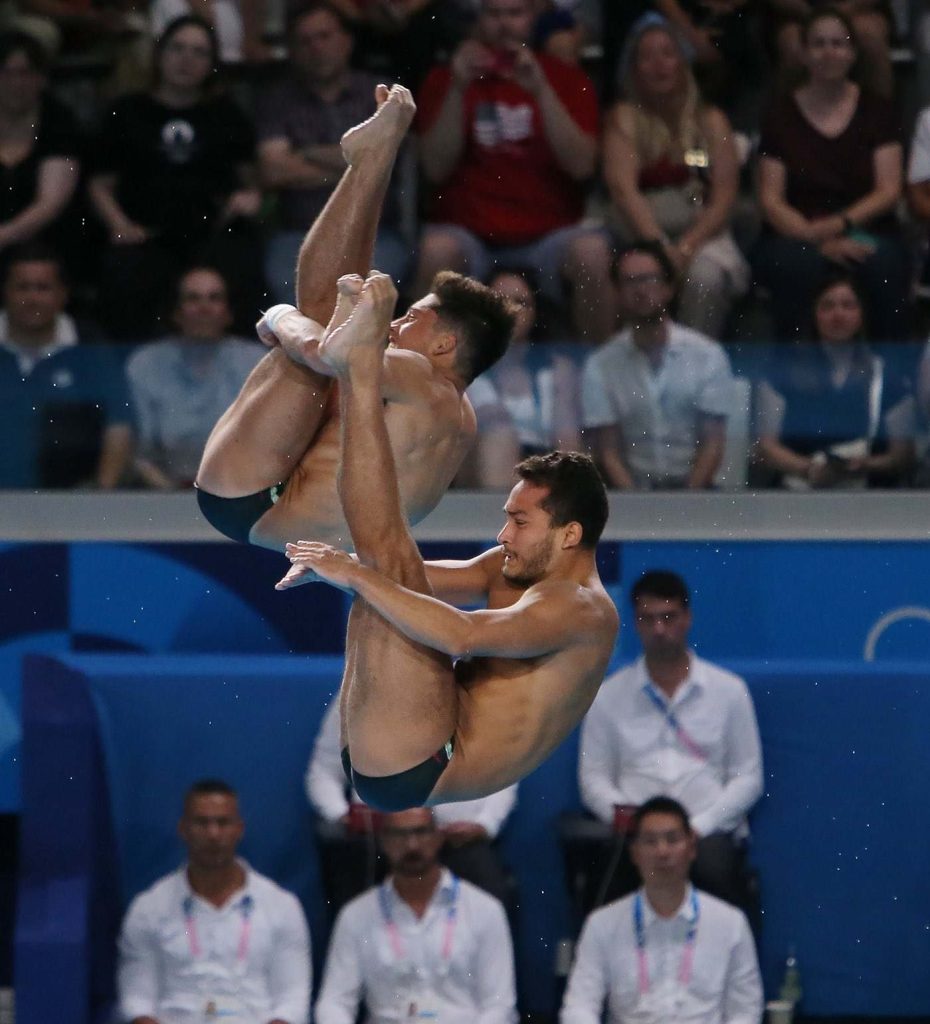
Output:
195 85 513 553
281 271 619 810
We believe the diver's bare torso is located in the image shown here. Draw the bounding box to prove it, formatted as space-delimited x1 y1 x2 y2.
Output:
429 552 619 802
250 380 476 551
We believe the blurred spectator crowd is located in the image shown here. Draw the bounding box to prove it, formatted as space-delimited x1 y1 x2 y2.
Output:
4 0 930 491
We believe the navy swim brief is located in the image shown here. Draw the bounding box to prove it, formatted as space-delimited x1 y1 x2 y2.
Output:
196 480 288 545
341 739 454 811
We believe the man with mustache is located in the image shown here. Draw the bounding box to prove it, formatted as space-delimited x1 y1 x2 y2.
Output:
314 807 517 1024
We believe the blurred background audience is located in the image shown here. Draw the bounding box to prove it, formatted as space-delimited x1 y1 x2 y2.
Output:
0 0 926 492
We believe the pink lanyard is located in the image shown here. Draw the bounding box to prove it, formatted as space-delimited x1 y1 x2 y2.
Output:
633 890 699 995
644 684 708 762
378 876 459 963
183 894 253 964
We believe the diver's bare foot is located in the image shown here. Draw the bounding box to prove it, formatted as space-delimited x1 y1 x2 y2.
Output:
319 271 397 373
340 84 416 167
325 274 364 336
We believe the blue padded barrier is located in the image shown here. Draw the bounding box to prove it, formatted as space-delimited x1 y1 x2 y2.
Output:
16 653 930 1020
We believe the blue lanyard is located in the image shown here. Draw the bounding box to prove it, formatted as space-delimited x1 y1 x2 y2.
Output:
633 889 699 994
643 684 708 762
378 875 460 962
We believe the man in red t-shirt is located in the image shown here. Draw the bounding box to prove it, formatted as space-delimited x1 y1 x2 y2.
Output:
412 0 615 342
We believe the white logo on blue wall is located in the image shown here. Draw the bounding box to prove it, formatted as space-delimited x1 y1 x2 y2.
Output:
863 606 930 661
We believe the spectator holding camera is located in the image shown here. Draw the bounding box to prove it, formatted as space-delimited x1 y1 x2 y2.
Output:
413 0 611 342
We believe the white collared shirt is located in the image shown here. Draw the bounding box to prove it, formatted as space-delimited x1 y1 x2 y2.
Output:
578 655 763 837
117 861 312 1024
560 886 762 1024
581 323 733 486
314 869 517 1024
306 700 518 835
0 311 78 375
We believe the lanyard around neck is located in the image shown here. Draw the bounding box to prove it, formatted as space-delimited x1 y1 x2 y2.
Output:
633 889 699 995
183 893 253 964
378 875 459 963
644 683 708 762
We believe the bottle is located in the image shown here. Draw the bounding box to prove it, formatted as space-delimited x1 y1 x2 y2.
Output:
779 946 803 1006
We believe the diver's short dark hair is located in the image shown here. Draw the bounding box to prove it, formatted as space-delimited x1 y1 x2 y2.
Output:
431 271 515 382
515 451 608 549
630 569 689 609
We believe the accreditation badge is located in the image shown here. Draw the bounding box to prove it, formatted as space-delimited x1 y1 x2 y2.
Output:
404 983 440 1021
202 995 247 1019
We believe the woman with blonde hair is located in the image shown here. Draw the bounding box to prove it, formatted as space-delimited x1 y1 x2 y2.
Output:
601 14 748 338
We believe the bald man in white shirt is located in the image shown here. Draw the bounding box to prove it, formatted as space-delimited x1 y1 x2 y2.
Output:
561 797 762 1024
117 779 311 1024
315 806 517 1024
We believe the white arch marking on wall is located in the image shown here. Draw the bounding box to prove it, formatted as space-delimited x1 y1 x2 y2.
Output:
863 606 930 661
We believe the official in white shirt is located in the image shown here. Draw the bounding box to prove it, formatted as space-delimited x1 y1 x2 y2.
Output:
307 700 518 913
579 570 763 907
560 796 762 1024
117 778 311 1024
314 806 517 1024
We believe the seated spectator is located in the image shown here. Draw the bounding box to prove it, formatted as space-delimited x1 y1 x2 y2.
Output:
89 16 264 341
257 2 410 305
917 338 930 485
151 0 271 62
306 699 518 917
324 0 461 89
17 0 148 83
603 15 748 339
458 370 522 488
650 1 764 115
314 806 517 1024
578 571 763 908
907 96 930 283
753 6 908 344
533 0 586 65
560 796 763 1024
116 778 312 1024
413 0 613 342
486 268 581 455
125 266 263 490
581 241 734 490
754 270 916 488
0 32 81 284
0 243 132 488
764 0 894 98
